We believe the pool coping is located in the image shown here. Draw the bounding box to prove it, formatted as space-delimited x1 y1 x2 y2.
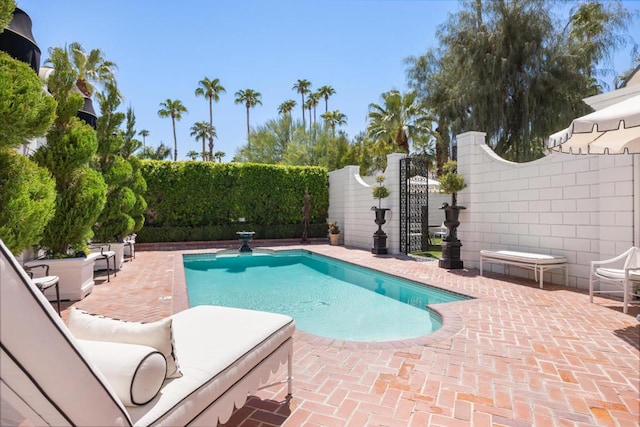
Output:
172 246 483 350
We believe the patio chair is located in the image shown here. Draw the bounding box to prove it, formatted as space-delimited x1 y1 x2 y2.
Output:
0 239 295 426
124 234 136 261
589 247 640 314
23 263 60 315
89 243 117 282
430 222 448 240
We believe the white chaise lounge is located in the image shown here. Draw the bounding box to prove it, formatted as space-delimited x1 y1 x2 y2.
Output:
0 240 295 426
480 250 568 289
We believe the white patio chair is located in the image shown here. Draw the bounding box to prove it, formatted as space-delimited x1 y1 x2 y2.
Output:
589 247 640 314
431 222 448 240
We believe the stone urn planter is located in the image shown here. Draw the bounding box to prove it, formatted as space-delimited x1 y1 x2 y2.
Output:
371 175 390 255
371 207 390 254
439 203 466 269
438 160 467 270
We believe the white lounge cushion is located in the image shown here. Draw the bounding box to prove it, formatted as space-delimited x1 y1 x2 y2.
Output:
481 250 567 265
77 340 167 406
67 308 182 378
128 305 295 426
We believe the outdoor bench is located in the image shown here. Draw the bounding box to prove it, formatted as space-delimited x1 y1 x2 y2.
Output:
479 249 568 289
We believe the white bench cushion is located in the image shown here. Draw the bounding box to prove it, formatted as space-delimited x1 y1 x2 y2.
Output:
480 250 567 265
128 305 295 426
68 308 182 379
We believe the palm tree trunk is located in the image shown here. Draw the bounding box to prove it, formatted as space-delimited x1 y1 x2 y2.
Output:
325 97 328 113
396 129 409 153
171 116 178 161
202 137 206 161
246 105 251 149
208 97 214 161
301 94 305 129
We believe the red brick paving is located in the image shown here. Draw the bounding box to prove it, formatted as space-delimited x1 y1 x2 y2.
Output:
61 242 639 426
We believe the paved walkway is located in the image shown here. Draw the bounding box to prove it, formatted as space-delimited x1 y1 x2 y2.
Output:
63 243 639 426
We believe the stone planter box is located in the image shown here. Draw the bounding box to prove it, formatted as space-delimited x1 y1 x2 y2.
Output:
25 253 100 301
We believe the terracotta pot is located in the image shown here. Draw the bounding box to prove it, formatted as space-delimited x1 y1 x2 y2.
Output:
329 233 340 245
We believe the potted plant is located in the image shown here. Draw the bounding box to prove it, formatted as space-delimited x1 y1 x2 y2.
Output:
91 84 139 271
328 221 341 245
438 160 466 269
28 45 108 300
371 174 390 254
0 51 57 256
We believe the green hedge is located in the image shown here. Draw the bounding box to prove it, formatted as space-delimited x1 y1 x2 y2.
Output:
139 161 328 242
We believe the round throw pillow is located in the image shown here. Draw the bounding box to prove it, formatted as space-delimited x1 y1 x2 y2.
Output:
77 339 167 406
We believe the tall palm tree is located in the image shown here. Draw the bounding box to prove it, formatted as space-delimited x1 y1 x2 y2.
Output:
309 92 321 127
278 99 297 117
158 99 188 161
317 85 335 113
195 77 226 160
190 121 216 161
304 99 313 133
60 42 118 97
186 150 199 161
138 129 149 149
234 89 262 149
321 110 348 138
214 151 226 163
367 90 433 153
292 79 312 128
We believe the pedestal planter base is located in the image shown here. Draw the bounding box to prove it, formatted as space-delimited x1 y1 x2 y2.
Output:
439 258 464 269
372 232 388 255
439 240 464 269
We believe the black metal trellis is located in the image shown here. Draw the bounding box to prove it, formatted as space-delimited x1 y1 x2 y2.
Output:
399 156 431 254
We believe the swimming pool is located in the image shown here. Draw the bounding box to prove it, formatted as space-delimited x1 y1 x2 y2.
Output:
183 250 470 342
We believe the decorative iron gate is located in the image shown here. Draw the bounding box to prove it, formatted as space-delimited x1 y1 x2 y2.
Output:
400 156 431 254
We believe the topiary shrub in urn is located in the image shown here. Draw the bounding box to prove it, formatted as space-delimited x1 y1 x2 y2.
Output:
438 160 466 269
371 174 390 254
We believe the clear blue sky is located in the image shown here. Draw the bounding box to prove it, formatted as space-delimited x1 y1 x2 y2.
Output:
15 0 640 160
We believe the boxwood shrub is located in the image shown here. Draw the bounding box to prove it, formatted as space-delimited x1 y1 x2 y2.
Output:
139 161 328 242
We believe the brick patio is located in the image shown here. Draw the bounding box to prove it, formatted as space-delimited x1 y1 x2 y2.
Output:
61 242 639 426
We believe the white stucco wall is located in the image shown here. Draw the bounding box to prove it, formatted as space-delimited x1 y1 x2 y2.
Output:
327 131 637 291
456 131 638 291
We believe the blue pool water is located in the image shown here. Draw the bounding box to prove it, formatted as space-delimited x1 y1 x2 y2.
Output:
184 250 470 342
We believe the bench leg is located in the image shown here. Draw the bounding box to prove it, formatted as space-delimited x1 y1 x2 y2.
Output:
287 351 293 398
480 257 484 276
539 266 544 289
